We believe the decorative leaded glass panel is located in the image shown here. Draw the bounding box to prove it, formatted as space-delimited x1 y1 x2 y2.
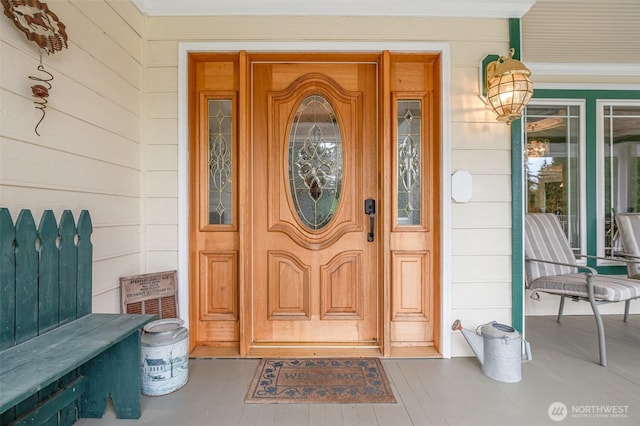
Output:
208 99 233 225
397 100 422 225
288 95 343 230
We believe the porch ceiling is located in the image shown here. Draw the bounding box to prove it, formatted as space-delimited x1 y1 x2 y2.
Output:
522 0 640 65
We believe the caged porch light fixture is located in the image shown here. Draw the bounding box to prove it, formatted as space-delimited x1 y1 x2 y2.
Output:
484 48 533 124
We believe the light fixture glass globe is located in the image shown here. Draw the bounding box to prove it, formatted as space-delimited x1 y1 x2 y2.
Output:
487 72 533 122
485 49 534 124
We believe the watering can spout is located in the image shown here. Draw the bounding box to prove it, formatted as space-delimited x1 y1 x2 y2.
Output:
452 319 484 365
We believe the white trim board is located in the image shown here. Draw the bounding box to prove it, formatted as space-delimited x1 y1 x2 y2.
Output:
534 83 640 91
177 41 452 358
135 0 534 18
528 62 640 77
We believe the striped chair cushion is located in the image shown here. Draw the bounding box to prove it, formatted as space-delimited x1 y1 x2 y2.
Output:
525 214 578 284
529 273 640 301
614 213 640 279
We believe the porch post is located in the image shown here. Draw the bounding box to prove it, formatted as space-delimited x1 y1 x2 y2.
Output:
510 18 525 333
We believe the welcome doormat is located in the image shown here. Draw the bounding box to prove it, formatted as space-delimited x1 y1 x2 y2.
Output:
245 358 396 404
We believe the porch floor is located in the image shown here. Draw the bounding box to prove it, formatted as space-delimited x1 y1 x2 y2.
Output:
78 315 639 425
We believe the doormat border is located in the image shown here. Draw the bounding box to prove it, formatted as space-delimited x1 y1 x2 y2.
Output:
244 358 396 404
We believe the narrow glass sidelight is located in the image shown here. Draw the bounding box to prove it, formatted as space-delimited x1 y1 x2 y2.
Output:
288 95 343 230
208 99 233 225
397 100 422 225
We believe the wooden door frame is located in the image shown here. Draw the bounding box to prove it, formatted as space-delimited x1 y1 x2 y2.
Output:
178 41 453 358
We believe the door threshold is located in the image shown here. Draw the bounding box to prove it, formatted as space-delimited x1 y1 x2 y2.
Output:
246 344 383 358
190 345 240 359
190 344 441 358
389 345 441 358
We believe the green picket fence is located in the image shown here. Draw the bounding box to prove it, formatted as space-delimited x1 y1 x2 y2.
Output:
0 208 93 349
0 208 93 425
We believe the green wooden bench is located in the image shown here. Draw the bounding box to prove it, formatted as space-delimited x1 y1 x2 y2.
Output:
0 209 155 425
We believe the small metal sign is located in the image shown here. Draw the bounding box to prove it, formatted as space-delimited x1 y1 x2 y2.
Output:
120 270 178 318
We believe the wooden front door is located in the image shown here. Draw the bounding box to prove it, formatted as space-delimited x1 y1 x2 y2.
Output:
189 51 441 358
249 58 379 354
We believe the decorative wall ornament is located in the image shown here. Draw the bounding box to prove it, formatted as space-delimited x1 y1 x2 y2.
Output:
2 0 68 135
2 0 68 54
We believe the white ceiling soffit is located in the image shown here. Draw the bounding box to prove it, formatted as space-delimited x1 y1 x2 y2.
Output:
131 0 535 18
522 0 640 65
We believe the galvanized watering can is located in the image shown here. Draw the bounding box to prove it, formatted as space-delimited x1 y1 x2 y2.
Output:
452 319 531 383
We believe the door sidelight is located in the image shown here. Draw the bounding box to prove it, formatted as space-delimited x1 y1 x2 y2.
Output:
364 199 376 242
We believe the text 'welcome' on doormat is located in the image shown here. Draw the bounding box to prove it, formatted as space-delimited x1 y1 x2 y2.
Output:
245 358 396 404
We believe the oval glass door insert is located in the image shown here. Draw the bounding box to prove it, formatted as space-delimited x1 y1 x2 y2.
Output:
288 94 343 230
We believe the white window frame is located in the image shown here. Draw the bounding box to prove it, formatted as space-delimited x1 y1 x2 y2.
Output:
525 99 587 261
597 99 640 262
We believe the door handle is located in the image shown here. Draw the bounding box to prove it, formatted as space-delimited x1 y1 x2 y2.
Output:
364 199 376 242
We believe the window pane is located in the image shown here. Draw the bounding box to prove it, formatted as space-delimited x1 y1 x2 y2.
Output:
397 100 422 225
604 104 640 255
288 95 343 230
208 99 233 225
525 105 581 254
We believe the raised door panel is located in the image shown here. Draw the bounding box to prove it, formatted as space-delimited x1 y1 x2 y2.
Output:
321 251 363 319
199 251 238 321
267 251 310 319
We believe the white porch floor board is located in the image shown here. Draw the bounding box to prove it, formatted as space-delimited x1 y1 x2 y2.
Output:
77 315 640 425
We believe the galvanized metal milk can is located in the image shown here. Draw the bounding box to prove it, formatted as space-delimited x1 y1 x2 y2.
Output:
141 318 189 396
